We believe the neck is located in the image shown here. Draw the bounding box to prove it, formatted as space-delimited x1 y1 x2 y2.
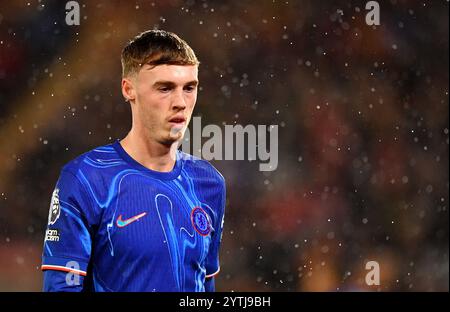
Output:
120 128 178 172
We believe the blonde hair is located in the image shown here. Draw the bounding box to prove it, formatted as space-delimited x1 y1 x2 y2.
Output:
121 30 199 77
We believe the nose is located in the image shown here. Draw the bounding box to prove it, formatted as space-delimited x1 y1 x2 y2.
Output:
172 89 187 110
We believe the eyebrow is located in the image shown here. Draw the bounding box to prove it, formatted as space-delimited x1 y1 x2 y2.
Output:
153 80 199 88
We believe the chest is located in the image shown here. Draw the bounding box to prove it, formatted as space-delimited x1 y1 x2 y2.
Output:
96 174 214 263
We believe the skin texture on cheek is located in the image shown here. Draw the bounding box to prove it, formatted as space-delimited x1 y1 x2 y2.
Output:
131 65 198 146
136 90 167 145
135 87 185 146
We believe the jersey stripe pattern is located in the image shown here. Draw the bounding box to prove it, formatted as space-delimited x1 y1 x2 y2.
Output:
41 140 226 292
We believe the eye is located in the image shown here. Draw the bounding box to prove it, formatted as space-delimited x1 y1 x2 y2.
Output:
158 87 171 93
184 85 196 93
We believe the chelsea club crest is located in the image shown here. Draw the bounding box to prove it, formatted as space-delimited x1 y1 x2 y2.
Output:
191 207 212 236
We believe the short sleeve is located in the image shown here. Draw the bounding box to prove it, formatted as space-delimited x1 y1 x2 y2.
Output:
204 179 226 278
41 169 94 277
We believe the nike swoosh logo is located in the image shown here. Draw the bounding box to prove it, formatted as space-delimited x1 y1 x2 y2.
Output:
116 212 147 228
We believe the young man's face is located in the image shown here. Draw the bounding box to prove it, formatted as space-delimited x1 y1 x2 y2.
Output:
123 64 198 146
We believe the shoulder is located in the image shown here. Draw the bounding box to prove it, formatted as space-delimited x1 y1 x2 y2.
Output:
179 151 225 187
54 144 118 221
60 142 120 178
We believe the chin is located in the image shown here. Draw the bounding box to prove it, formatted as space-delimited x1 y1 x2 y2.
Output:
159 135 183 147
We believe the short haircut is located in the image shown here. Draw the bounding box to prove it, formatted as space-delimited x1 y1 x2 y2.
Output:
121 30 199 77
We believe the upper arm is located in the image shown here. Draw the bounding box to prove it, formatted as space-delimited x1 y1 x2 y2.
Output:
204 176 226 289
41 169 95 292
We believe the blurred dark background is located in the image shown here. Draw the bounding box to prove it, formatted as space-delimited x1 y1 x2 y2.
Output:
0 0 448 291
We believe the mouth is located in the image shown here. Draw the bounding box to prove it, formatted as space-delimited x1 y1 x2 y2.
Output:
168 115 187 126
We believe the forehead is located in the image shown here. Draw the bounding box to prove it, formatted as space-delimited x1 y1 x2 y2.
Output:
138 64 198 83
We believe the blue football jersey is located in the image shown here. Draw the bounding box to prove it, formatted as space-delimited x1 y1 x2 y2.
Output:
41 140 226 292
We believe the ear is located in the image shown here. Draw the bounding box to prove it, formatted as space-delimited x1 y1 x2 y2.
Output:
121 77 136 102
